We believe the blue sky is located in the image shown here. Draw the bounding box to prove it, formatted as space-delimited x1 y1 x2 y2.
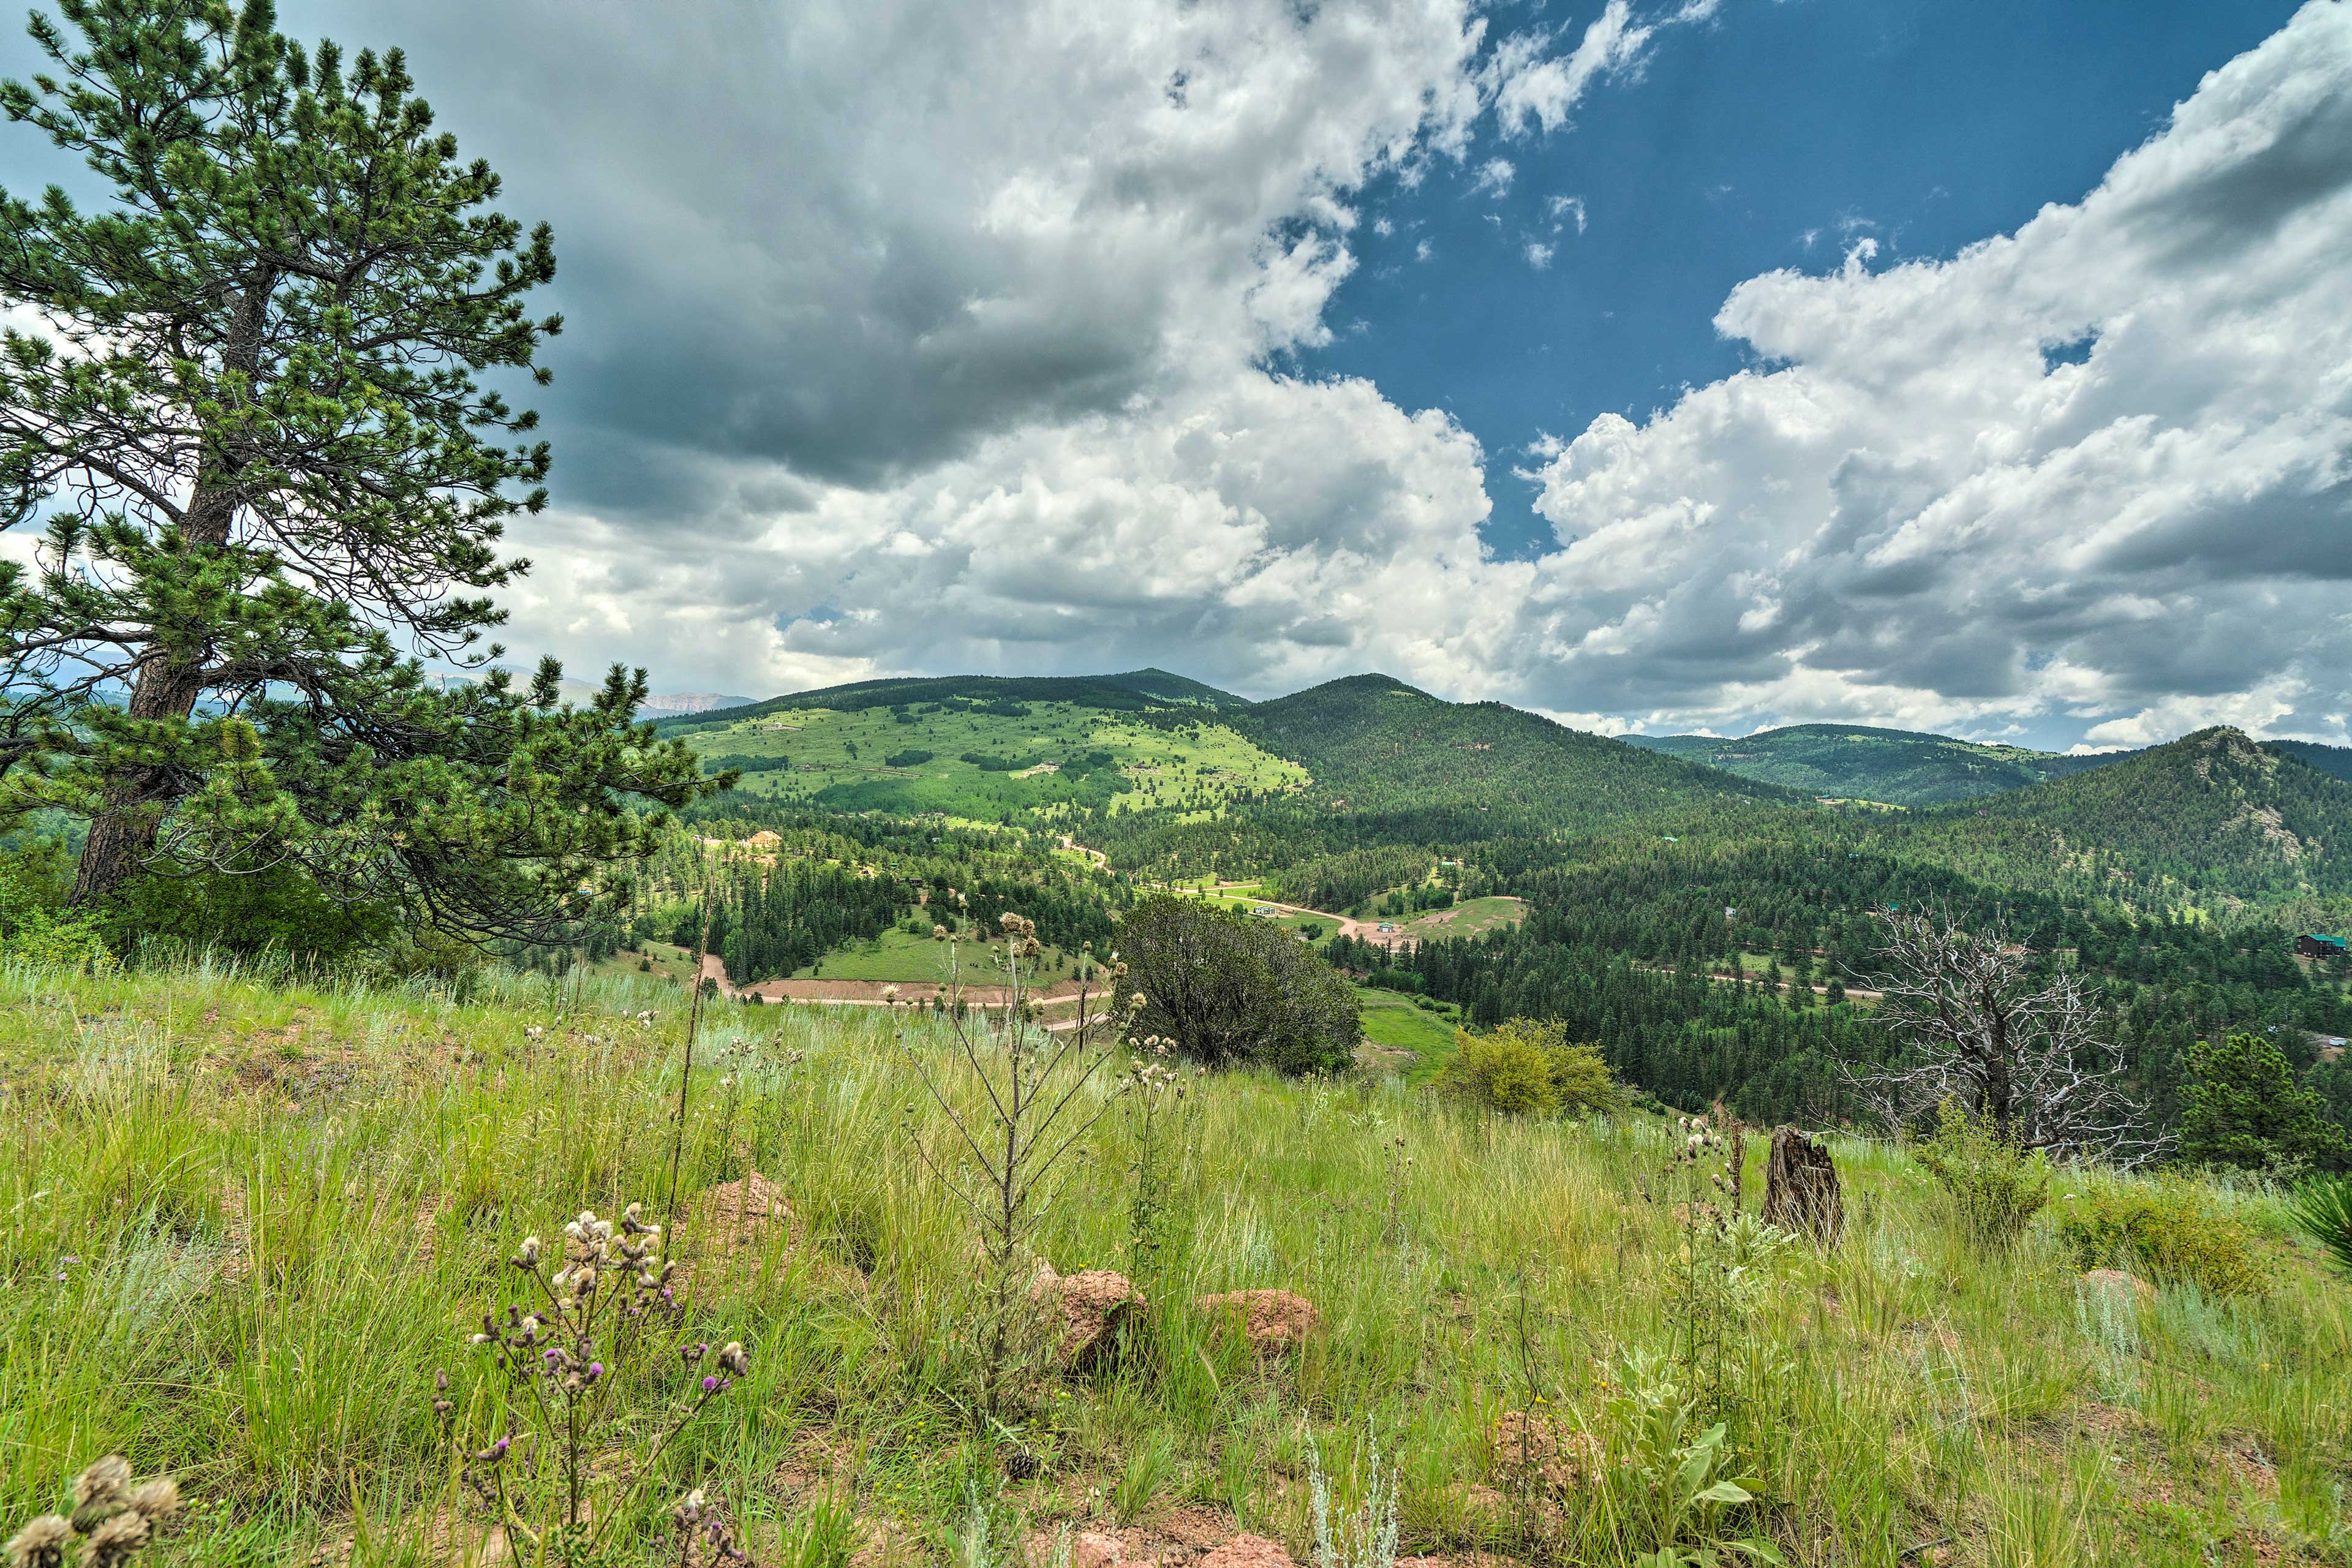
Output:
1311 0 2307 562
4 0 2348 748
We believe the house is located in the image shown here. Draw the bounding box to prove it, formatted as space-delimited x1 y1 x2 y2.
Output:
746 830 783 850
2297 933 2347 960
1376 922 1400 934
1253 905 1279 919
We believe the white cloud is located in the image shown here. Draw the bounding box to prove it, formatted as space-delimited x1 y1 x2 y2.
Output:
1523 241 1555 270
1502 0 2352 741
284 0 2352 753
1471 157 1515 195
1547 194 1588 233
1488 0 1719 138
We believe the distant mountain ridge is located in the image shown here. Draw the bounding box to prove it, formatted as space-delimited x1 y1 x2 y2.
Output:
1620 722 2121 806
658 668 1243 732
1904 726 2352 903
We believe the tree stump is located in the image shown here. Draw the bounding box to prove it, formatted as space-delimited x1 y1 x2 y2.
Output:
1762 1126 1845 1243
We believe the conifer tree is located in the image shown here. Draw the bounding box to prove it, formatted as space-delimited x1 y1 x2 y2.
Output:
0 1 724 940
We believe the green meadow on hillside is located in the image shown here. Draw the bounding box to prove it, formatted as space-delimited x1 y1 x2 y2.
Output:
678 697 1307 823
5 958 2348 1567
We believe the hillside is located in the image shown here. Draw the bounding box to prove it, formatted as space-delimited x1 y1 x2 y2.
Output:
4 960 2342 1566
2270 738 2352 785
1227 675 1797 836
1893 726 2352 905
1621 722 2119 805
665 668 1244 733
673 675 1300 822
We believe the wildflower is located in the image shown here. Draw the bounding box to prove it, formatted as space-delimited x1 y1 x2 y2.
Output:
5 1515 72 1568
677 1487 707 1526
718 1341 750 1375
514 1235 542 1267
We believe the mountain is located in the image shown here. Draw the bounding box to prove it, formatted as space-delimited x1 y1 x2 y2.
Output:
636 691 755 717
1621 722 2122 806
663 668 1245 732
1898 727 2352 905
668 669 1293 821
1229 674 1796 835
2268 739 2352 785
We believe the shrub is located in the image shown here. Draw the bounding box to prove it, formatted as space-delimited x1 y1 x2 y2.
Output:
2055 1177 2275 1297
1913 1100 2048 1248
1115 895 1359 1075
883 748 935 768
1440 1018 1615 1118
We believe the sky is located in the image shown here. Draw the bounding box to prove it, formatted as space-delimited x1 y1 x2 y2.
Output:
2 0 2348 749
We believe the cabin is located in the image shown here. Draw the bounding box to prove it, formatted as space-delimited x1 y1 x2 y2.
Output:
746 830 783 850
2297 933 2347 960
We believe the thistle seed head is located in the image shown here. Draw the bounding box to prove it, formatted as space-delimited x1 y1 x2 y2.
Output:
72 1457 130 1510
4 1515 72 1568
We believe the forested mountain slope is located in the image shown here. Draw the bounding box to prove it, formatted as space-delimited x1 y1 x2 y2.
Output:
662 669 1242 733
1226 675 1796 835
1622 722 2120 805
1889 728 2352 905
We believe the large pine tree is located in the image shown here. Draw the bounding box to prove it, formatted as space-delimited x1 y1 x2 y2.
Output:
0 0 724 941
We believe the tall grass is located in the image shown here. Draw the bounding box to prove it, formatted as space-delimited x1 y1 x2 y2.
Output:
0 956 2345 1564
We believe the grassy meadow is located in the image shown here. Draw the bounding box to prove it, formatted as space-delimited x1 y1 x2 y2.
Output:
680 699 1308 821
2 957 2349 1566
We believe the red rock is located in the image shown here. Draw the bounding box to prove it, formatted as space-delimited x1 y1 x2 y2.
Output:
1197 1536 1295 1568
1193 1290 1319 1357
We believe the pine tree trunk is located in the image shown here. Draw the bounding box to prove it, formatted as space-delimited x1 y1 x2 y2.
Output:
1762 1126 1844 1244
67 281 269 908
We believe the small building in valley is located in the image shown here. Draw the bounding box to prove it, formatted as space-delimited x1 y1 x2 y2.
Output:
2297 933 2346 960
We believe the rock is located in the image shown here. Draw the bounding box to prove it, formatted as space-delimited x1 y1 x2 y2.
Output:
698 1170 796 1259
1488 1409 1597 1494
1035 1267 1147 1371
2080 1268 2155 1303
1194 1290 1319 1357
1197 1536 1295 1568
1071 1532 1126 1568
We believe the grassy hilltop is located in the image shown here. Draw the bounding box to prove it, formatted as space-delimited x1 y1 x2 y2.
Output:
4 958 2349 1566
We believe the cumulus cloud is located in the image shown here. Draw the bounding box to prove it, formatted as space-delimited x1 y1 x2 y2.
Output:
1523 241 1556 270
169 0 2352 753
1506 0 2352 745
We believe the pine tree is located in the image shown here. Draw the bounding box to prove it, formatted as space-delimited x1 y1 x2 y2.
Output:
2180 1031 2348 1174
0 1 726 938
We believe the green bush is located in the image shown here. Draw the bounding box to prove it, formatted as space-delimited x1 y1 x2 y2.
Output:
2055 1177 2275 1298
1439 1018 1615 1118
1115 895 1360 1076
1914 1101 2049 1249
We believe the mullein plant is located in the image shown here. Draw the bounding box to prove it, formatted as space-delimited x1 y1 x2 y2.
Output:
898 913 1142 1420
434 1202 751 1565
4 1457 180 1568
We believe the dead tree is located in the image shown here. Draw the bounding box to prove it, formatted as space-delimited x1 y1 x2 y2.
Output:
1849 909 2165 1167
1762 1127 1844 1244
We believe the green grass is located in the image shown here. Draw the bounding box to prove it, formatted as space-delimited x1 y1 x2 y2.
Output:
790 929 1086 985
1381 895 1525 943
2 955 2347 1566
680 698 1307 824
1354 986 1462 1081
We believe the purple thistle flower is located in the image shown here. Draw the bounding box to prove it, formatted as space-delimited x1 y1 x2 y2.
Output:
702 1374 718 1392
